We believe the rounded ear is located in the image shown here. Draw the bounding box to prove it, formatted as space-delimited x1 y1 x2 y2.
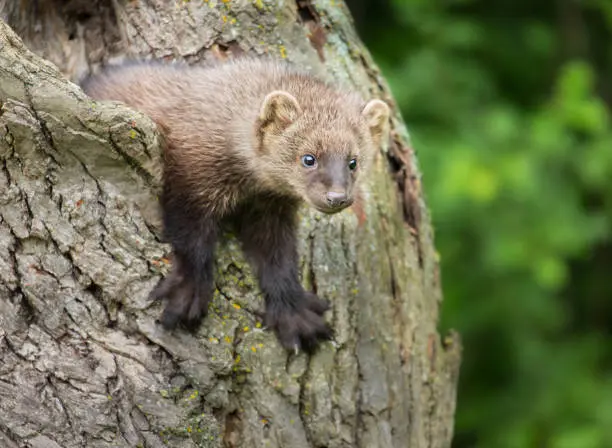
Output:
259 90 302 130
361 99 390 144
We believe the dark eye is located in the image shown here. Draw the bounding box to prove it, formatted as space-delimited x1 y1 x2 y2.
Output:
301 154 317 168
348 158 357 171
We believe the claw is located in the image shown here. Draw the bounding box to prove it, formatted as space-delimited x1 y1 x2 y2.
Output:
152 265 211 332
264 293 332 353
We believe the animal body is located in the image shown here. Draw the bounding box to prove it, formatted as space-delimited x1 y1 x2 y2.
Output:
81 58 389 351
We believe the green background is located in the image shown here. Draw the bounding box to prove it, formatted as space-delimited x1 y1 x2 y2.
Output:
348 0 612 446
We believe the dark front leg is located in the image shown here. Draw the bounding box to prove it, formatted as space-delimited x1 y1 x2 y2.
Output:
151 189 219 331
234 200 332 352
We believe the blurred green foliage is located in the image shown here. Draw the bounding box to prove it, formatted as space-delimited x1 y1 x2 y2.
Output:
349 0 612 446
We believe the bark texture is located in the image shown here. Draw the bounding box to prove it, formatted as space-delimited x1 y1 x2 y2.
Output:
0 1 460 447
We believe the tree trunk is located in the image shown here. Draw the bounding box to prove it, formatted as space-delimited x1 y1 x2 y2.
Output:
0 1 460 447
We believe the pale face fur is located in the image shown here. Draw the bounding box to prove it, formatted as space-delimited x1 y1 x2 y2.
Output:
254 90 390 214
81 59 390 217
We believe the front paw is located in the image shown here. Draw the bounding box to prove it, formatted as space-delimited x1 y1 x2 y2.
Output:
149 269 210 331
264 292 333 353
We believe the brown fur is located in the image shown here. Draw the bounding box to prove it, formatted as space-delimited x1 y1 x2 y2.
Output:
82 58 388 213
81 58 389 351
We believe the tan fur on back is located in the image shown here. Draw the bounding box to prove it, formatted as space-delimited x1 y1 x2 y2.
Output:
81 58 373 215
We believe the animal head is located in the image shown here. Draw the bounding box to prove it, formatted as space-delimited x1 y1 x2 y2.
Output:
254 89 390 214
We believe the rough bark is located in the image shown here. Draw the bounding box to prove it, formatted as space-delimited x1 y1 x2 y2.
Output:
0 1 460 447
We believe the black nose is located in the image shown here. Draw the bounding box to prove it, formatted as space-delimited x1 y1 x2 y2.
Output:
326 191 348 207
